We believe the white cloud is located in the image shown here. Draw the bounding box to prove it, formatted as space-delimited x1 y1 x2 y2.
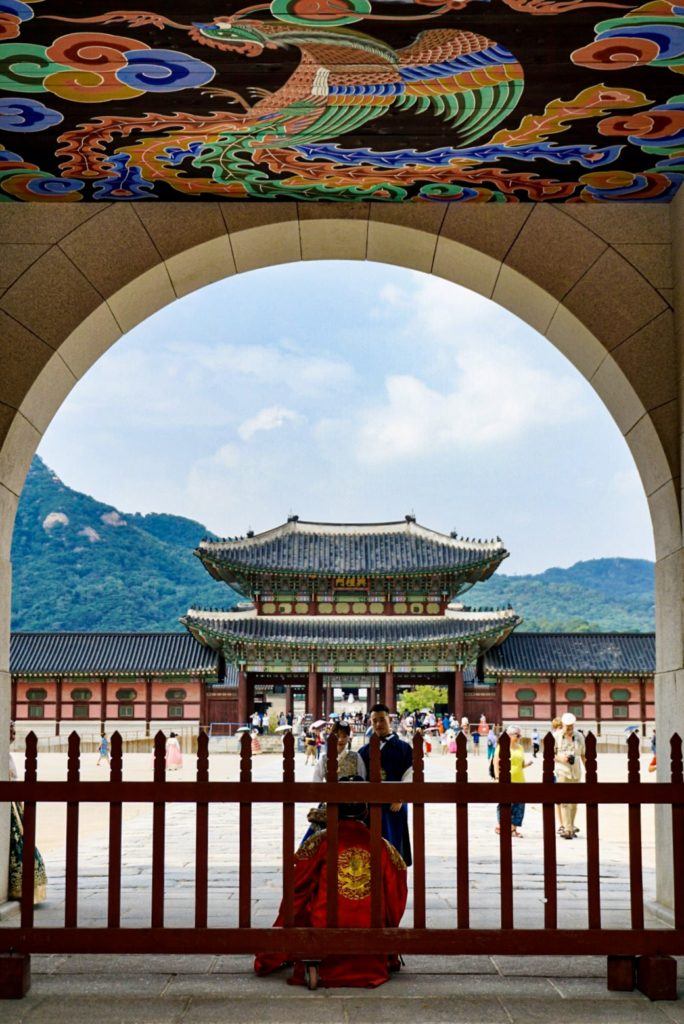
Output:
355 273 589 463
238 406 304 441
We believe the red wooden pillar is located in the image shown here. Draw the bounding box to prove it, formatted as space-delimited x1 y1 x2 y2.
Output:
238 669 249 726
307 669 321 720
550 676 557 721
595 677 602 737
384 667 396 711
447 674 456 715
55 677 62 737
368 681 377 709
495 675 503 727
639 676 647 735
145 676 153 737
454 667 465 722
10 677 17 723
199 676 208 731
285 685 294 718
100 677 108 732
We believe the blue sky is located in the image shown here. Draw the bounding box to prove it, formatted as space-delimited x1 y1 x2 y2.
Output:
37 261 654 575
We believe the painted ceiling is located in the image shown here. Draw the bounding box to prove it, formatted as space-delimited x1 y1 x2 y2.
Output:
0 0 682 201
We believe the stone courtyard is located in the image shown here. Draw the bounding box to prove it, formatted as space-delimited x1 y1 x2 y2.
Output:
2 742 680 1021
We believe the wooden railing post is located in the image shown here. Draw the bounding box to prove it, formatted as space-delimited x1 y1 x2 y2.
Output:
239 731 252 928
325 733 339 928
585 731 601 929
627 731 644 929
107 732 123 928
670 734 684 929
64 732 80 928
542 731 557 929
497 731 513 929
151 730 166 928
20 732 38 929
195 730 209 929
282 730 295 928
455 730 469 929
412 733 426 929
369 733 382 928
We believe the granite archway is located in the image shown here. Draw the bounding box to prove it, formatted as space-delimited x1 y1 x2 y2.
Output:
0 201 681 907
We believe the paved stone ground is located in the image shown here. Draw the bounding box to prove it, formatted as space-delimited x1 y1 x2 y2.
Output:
1 746 675 1021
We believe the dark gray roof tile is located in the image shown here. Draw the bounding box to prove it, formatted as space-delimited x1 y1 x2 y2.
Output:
199 519 507 576
485 632 654 675
10 632 217 677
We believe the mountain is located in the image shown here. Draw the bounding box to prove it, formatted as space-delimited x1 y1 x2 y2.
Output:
10 457 236 631
10 457 655 633
467 558 654 632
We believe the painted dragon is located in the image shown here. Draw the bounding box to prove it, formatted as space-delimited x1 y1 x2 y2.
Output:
51 11 525 199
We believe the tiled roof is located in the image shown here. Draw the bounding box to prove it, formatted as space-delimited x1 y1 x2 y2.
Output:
10 632 218 677
182 607 520 645
198 517 507 575
485 632 655 675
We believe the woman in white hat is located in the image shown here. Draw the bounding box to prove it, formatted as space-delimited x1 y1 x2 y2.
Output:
554 712 586 839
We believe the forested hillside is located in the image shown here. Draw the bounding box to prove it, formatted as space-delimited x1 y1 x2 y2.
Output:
10 458 655 633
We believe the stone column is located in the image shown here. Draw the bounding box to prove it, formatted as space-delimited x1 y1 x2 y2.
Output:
0 554 12 901
655 187 684 910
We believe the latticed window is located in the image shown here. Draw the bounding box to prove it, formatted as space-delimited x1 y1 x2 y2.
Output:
26 687 46 719
516 687 536 718
118 704 134 718
566 688 586 719
165 689 186 702
611 687 631 719
116 688 137 701
168 705 184 719
71 688 91 719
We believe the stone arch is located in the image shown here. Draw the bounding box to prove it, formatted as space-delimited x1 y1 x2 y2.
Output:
0 200 681 903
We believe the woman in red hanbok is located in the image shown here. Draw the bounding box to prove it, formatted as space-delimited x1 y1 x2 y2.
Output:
255 794 408 988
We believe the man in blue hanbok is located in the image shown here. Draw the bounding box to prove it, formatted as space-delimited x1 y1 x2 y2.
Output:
359 704 413 867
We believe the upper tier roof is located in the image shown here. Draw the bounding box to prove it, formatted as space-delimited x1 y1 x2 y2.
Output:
197 517 508 578
182 606 520 645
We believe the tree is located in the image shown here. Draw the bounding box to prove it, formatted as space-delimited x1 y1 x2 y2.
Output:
398 685 448 714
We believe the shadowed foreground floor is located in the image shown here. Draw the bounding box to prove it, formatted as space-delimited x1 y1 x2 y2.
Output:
2 953 684 1023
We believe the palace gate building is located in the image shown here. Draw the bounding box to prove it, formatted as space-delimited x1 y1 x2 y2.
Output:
7 516 656 738
181 515 521 725
9 627 656 737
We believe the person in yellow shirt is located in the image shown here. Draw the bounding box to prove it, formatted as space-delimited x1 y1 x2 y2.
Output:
493 724 532 838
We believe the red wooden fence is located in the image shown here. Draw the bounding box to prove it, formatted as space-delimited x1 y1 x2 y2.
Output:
1 729 683 999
